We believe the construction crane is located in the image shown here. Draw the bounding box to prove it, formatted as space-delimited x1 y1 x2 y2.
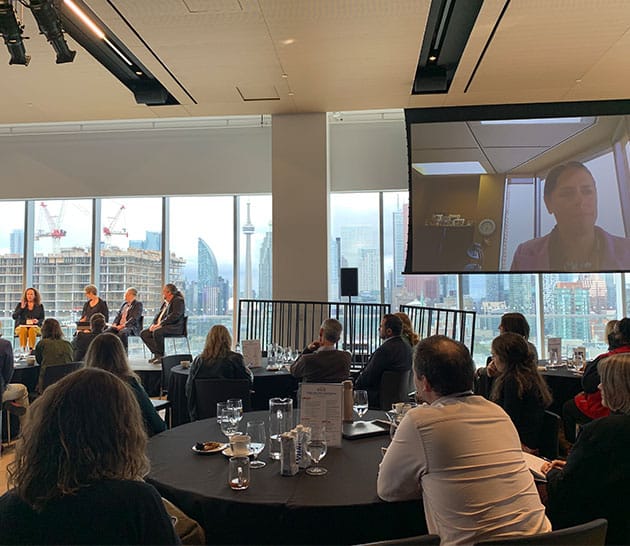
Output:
36 202 66 253
103 204 128 246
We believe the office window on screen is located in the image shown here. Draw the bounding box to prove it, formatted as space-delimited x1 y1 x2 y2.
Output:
32 199 93 333
330 193 381 302
100 198 164 321
171 196 234 355
0 201 25 337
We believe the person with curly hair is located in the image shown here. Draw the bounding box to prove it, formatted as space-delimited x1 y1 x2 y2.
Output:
0 367 178 544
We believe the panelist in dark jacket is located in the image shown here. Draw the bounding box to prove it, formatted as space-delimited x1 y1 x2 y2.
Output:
140 283 185 363
291 318 351 383
355 314 412 408
106 287 144 351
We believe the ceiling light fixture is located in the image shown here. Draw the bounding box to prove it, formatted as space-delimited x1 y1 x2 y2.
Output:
413 161 486 175
0 0 75 65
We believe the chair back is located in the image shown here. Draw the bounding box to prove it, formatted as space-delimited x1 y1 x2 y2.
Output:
359 534 440 546
379 369 412 410
539 410 560 460
161 353 192 395
192 378 252 420
41 361 82 391
474 518 607 546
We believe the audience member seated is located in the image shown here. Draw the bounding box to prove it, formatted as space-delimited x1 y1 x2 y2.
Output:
12 287 45 355
0 368 179 545
141 283 185 364
355 314 412 408
475 312 538 398
106 287 143 352
72 313 106 362
290 318 351 383
1 333 29 425
85 333 166 437
34 318 73 394
394 312 420 347
377 335 551 546
489 332 553 453
562 317 630 444
543 353 630 545
78 284 109 330
186 325 253 422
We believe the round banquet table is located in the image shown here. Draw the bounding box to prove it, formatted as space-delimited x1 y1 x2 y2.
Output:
540 366 583 415
168 365 299 427
146 410 427 545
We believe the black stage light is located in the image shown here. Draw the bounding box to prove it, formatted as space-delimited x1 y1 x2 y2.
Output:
30 0 75 63
0 0 29 65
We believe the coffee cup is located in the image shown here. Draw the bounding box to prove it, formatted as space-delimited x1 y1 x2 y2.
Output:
229 433 251 457
26 355 36 366
180 360 191 369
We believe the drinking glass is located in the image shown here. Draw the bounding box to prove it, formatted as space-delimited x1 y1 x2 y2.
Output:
268 397 293 460
219 406 239 440
228 456 250 490
353 390 369 420
305 425 328 476
227 398 244 424
246 420 267 468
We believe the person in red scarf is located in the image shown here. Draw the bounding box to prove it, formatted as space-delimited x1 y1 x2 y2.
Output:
562 318 630 443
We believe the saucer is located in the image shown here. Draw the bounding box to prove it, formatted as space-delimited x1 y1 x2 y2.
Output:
192 442 227 455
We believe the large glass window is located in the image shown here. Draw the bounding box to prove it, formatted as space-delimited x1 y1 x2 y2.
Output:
0 201 25 338
99 198 164 323
170 196 234 354
33 199 93 336
330 193 381 302
238 195 272 301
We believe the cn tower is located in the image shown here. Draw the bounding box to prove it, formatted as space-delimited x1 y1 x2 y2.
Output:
242 202 255 298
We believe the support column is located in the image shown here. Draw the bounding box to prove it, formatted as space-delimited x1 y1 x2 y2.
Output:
272 113 328 301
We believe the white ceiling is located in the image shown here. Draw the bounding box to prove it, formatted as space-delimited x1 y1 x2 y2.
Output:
1 0 630 124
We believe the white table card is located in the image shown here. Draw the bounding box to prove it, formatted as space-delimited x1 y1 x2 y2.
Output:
299 383 343 447
241 339 262 368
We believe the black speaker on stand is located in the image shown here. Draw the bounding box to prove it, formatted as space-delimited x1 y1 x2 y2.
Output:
340 268 358 358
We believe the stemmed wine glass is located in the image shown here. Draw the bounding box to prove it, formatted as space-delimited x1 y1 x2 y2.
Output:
246 420 267 468
227 398 244 425
217 407 239 440
353 390 369 420
305 425 328 476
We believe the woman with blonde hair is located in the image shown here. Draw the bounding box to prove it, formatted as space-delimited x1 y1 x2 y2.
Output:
12 287 44 354
490 332 552 452
0 367 178 544
543 353 630 544
185 325 252 421
85 333 166 437
394 312 419 346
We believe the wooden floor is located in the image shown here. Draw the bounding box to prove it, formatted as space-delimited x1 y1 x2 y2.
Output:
0 444 14 495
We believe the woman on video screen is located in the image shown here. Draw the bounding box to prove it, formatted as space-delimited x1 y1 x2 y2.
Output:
511 161 630 272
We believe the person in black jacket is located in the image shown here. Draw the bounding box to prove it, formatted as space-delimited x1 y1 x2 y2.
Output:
0 367 178 545
140 283 185 363
106 287 144 352
186 325 252 421
72 313 107 362
355 314 412 409
12 287 45 353
543 353 630 545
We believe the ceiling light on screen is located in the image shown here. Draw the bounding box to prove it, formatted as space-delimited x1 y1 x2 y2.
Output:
412 161 486 175
480 118 583 125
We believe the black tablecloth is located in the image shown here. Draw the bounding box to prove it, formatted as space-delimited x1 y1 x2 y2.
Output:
168 366 299 427
540 368 583 415
11 363 40 393
146 410 426 545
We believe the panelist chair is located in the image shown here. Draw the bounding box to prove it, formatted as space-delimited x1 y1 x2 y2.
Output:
192 378 252 420
378 370 412 410
151 398 172 428
474 518 607 546
163 316 191 356
160 353 192 398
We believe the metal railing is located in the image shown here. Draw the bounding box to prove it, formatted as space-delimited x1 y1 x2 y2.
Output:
399 304 477 356
237 299 390 367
